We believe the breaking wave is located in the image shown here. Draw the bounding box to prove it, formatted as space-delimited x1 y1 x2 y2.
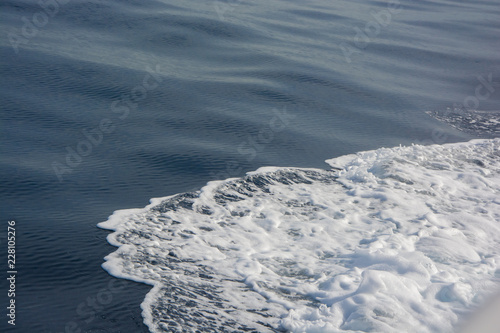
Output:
99 138 500 332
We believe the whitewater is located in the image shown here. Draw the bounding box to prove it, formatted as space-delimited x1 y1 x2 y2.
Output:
99 138 500 332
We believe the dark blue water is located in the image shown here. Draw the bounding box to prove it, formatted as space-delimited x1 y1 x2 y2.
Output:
1 0 498 332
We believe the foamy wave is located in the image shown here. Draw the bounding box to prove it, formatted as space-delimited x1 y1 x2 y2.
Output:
99 139 500 332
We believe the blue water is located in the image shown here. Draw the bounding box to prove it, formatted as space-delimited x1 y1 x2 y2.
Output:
0 0 498 332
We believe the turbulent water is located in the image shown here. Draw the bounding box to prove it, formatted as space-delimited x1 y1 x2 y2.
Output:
99 138 500 333
426 108 500 137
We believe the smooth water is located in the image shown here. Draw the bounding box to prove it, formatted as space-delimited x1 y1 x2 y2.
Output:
1 0 499 332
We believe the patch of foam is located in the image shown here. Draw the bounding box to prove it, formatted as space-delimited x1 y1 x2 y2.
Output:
426 108 500 136
99 138 500 332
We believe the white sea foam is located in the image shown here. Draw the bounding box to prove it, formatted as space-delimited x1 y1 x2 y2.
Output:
99 138 500 332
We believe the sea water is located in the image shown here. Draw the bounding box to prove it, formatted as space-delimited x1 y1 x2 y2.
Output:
1 0 499 332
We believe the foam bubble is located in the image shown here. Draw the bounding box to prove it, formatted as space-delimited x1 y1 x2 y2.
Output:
99 139 500 332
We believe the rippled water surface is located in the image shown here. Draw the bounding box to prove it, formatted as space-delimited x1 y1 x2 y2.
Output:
1 0 499 332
